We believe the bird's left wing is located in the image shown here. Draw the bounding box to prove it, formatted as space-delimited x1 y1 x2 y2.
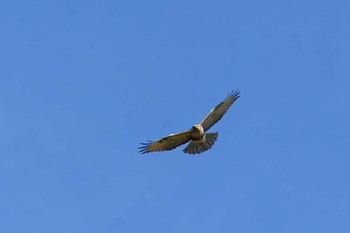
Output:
139 130 192 154
199 90 240 131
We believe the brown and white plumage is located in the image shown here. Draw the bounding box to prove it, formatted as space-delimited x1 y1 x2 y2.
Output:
139 90 240 154
139 130 192 153
200 90 240 131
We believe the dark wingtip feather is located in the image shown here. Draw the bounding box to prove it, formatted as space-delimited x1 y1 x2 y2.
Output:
138 141 153 154
228 89 240 100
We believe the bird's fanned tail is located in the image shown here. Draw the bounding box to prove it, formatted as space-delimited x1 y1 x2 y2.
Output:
183 133 218 154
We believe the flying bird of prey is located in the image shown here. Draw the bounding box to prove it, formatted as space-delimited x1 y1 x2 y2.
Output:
139 90 240 154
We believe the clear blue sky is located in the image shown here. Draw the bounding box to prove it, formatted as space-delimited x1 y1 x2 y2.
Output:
1 0 349 232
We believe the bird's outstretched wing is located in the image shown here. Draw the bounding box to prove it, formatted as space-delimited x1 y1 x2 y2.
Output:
139 130 192 154
199 90 240 131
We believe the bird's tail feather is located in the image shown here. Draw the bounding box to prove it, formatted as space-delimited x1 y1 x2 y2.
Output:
183 133 218 155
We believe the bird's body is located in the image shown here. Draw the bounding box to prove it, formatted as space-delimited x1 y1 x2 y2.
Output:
190 125 204 140
139 90 240 154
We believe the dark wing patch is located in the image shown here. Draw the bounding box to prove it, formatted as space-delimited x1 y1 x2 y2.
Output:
139 130 192 154
199 90 240 131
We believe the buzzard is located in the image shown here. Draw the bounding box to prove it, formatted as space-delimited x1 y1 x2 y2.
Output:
139 90 240 154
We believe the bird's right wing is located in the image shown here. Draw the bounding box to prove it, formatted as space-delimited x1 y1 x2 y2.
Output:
139 130 192 154
199 90 240 131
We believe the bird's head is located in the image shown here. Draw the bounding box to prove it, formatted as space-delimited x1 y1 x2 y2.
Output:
191 124 203 132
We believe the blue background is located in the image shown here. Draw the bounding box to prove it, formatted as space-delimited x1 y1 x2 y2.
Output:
1 0 349 232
